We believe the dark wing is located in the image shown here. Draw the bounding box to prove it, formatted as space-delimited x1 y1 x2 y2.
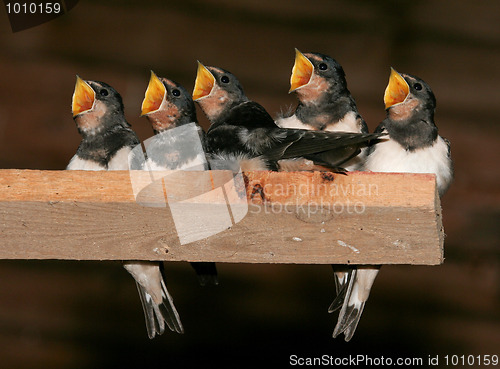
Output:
308 145 362 168
264 129 383 164
206 124 249 155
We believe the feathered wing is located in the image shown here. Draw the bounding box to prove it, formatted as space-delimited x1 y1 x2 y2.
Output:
265 130 382 161
207 101 383 171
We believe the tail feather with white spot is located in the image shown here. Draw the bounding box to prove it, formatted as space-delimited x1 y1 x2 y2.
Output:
134 276 184 339
124 261 184 338
331 267 379 341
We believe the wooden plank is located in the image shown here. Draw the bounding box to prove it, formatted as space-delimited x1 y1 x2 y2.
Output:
0 169 444 265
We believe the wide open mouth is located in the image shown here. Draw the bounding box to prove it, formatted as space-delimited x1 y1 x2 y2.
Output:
141 71 166 116
289 48 314 93
72 76 96 117
192 62 215 101
384 67 410 109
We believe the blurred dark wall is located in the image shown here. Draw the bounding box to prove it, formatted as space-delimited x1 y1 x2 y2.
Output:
0 1 499 368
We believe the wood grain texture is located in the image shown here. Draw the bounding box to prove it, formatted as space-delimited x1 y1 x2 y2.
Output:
0 169 444 265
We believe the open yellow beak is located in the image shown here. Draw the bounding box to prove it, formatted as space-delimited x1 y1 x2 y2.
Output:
72 76 95 117
384 68 410 109
141 71 166 116
289 48 314 93
192 62 215 101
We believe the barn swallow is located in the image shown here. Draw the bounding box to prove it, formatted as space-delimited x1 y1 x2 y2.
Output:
68 76 184 338
275 50 379 341
277 49 369 171
332 69 454 341
141 71 219 286
192 62 382 172
364 68 453 197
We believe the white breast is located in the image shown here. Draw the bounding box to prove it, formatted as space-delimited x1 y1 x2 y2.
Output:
275 115 312 130
107 146 134 170
365 136 453 194
323 111 360 134
66 155 106 170
66 146 133 171
276 111 360 133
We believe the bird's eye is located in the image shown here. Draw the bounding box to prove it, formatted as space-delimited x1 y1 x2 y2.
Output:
414 83 422 91
172 89 181 97
318 63 328 71
99 89 108 96
221 76 230 83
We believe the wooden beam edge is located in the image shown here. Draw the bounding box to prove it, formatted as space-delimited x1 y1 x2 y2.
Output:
0 169 438 208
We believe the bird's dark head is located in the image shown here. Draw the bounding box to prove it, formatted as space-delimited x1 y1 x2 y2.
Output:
71 76 125 135
383 68 438 150
384 68 436 121
192 62 248 123
289 49 348 103
141 71 196 133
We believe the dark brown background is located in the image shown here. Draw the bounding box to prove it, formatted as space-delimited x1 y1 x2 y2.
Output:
0 1 499 368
